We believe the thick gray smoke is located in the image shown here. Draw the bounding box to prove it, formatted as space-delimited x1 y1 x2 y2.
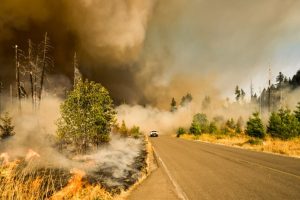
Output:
1 0 300 107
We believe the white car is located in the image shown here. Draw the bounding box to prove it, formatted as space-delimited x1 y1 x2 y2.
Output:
149 130 159 137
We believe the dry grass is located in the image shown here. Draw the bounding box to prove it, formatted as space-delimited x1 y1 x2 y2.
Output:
180 133 300 158
0 159 113 200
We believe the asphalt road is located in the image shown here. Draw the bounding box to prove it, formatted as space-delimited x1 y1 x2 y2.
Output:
145 135 300 200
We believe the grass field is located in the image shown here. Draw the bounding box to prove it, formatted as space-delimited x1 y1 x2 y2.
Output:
180 133 300 158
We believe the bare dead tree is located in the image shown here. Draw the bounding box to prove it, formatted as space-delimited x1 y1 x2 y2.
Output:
38 32 53 106
15 45 21 111
73 52 82 87
28 39 35 109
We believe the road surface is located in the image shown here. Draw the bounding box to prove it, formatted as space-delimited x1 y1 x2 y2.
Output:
129 135 300 200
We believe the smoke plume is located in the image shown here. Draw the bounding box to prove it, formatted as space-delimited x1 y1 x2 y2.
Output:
1 0 300 107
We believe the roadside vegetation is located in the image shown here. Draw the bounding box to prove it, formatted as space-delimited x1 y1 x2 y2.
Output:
0 35 147 200
177 103 300 157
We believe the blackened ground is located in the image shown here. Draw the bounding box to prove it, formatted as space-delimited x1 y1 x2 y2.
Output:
87 142 148 194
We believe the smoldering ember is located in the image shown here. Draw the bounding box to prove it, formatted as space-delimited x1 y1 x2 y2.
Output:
1 1 300 200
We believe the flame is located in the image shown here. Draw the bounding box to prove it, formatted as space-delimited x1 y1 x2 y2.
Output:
25 149 40 161
50 168 86 200
0 152 9 165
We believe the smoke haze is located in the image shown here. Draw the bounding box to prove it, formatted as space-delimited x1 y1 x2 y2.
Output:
0 0 300 107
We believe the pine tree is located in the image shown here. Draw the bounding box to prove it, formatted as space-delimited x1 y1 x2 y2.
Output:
294 102 300 122
246 112 265 138
268 108 300 140
235 86 241 101
170 97 178 112
120 120 128 137
0 112 15 139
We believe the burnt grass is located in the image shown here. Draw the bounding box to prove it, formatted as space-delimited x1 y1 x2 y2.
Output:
1 159 71 199
87 141 148 194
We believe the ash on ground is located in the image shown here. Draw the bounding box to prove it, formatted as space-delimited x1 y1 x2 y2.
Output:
75 135 148 194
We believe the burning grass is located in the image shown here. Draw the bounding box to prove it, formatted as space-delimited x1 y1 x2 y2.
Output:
0 137 148 199
180 133 300 157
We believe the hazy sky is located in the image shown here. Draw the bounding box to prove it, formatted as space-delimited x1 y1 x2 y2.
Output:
141 0 300 101
1 0 300 105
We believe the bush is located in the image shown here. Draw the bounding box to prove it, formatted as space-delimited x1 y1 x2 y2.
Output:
208 122 218 134
189 113 209 135
176 127 186 137
246 112 265 139
226 118 236 129
268 108 300 140
119 120 129 137
0 112 15 139
130 126 142 139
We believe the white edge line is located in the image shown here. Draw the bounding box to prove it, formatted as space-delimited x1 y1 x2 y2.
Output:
153 148 189 200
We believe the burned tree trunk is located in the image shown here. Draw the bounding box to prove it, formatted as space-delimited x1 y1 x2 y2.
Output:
39 32 48 106
28 40 35 110
15 45 21 111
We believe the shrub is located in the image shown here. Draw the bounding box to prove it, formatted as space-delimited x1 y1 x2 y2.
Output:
226 118 236 129
268 108 300 140
130 126 142 139
208 122 218 134
119 120 129 137
246 112 265 139
176 127 186 137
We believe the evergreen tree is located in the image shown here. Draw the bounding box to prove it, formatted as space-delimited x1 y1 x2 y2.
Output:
120 120 128 137
208 122 218 134
246 112 265 138
176 127 186 137
0 112 15 139
57 79 116 153
294 102 300 122
180 93 193 107
241 89 246 101
226 118 236 130
170 97 178 112
235 86 241 101
276 72 284 87
268 108 300 140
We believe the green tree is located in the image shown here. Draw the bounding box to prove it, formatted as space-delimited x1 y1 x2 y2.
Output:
0 112 15 139
176 127 186 137
246 112 265 138
240 89 246 101
276 72 284 87
120 120 128 137
57 80 116 153
130 125 141 139
208 122 218 134
189 113 209 135
170 97 178 112
226 118 236 130
294 102 300 122
180 93 192 107
267 108 300 140
235 86 241 101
